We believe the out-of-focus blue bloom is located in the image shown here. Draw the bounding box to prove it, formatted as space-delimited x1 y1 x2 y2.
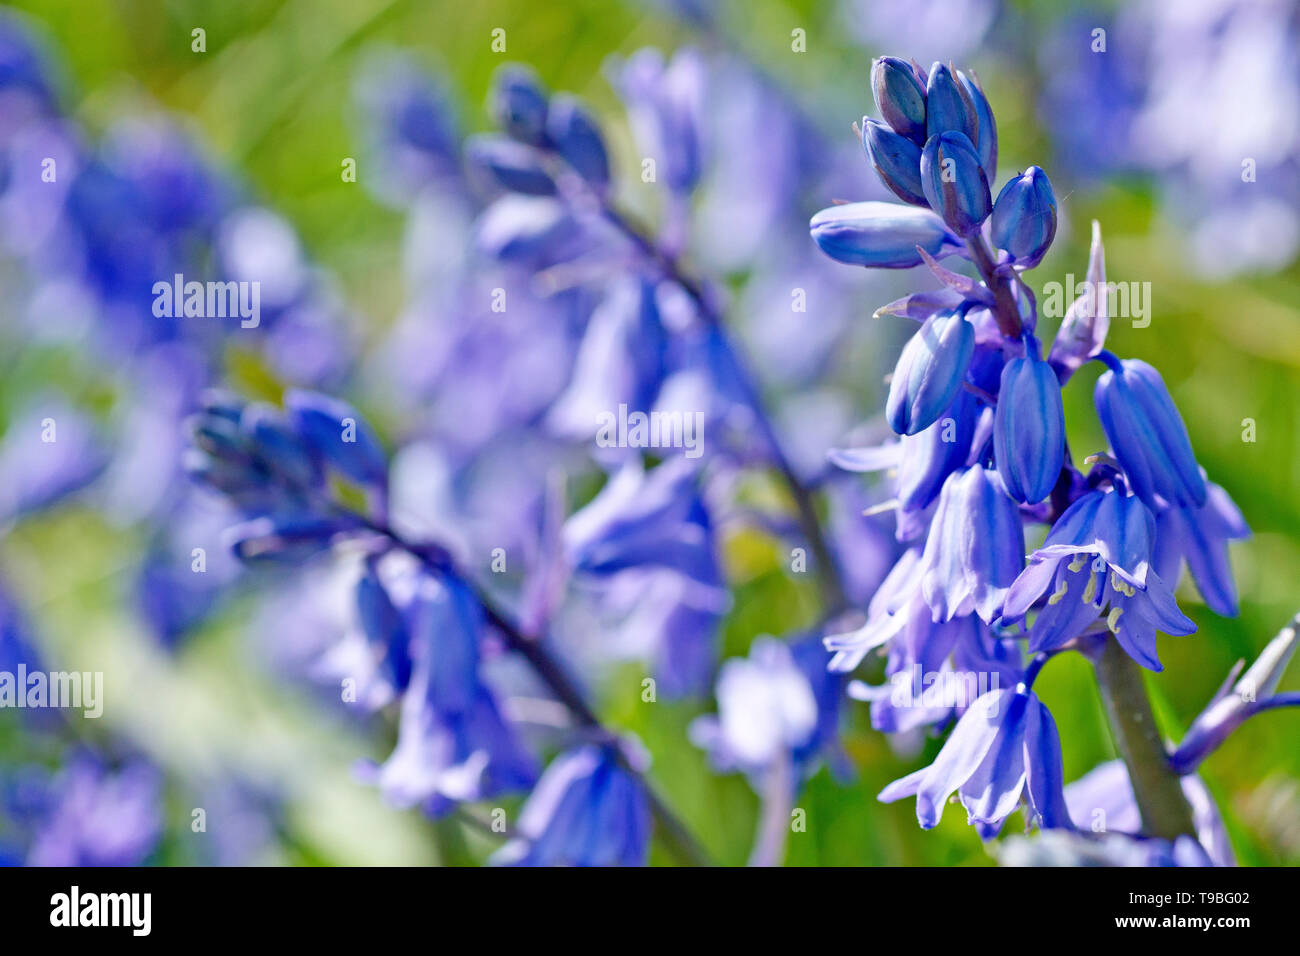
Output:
841 0 998 66
546 94 610 191
1063 759 1232 866
923 63 976 143
284 389 388 492
546 276 668 444
465 135 557 196
225 514 365 564
991 166 1056 268
862 118 926 206
691 635 845 782
886 307 975 436
8 754 162 867
0 396 107 520
1048 220 1110 382
366 573 536 815
1171 614 1298 775
352 52 461 203
611 47 704 195
1003 486 1194 671
1153 479 1249 618
492 743 651 866
920 463 1024 623
490 64 549 145
993 344 1064 504
957 69 996 180
879 685 1071 834
0 581 41 674
920 130 990 236
1095 357 1206 509
870 56 927 145
810 201 960 268
355 557 414 695
474 194 584 266
0 10 59 108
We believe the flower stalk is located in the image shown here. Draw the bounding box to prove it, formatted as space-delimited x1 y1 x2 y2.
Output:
1092 637 1198 841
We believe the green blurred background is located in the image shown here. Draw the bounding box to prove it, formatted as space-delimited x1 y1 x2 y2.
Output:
3 0 1298 865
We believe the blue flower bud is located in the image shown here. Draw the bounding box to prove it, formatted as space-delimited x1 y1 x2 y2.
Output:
226 515 361 564
991 166 1057 267
546 94 610 190
1095 358 1207 509
887 307 976 436
491 65 549 144
284 390 388 490
994 348 1065 503
920 131 991 236
240 403 321 491
475 195 581 265
956 69 997 181
871 56 927 145
465 135 556 196
809 201 959 269
862 118 926 206
924 63 977 142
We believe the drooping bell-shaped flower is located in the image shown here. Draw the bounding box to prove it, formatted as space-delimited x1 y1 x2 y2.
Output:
871 56 927 145
1002 486 1195 670
924 62 977 143
1095 357 1207 509
993 342 1065 504
886 307 976 436
1153 479 1249 617
285 389 388 491
920 131 991 236
862 118 926 206
878 686 1071 834
465 135 557 196
809 201 960 269
991 166 1057 268
491 743 652 866
920 464 1025 624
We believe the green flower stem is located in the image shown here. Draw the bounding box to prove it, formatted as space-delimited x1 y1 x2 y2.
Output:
1093 637 1198 841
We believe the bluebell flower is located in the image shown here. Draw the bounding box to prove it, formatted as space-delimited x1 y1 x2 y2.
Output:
879 685 1072 834
1153 479 1249 617
920 463 1025 624
956 69 996 180
1002 486 1195 671
886 306 975 436
490 64 550 145
870 56 927 146
1170 614 1299 775
610 46 704 195
991 166 1056 268
809 201 960 269
7 753 163 867
923 62 977 143
546 93 610 191
0 579 42 675
474 194 584 266
1095 356 1206 509
1063 760 1233 866
690 636 846 782
465 135 557 196
993 342 1065 504
825 547 925 673
492 743 652 866
284 389 388 492
920 131 991 236
831 383 978 520
365 573 536 816
862 117 926 206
